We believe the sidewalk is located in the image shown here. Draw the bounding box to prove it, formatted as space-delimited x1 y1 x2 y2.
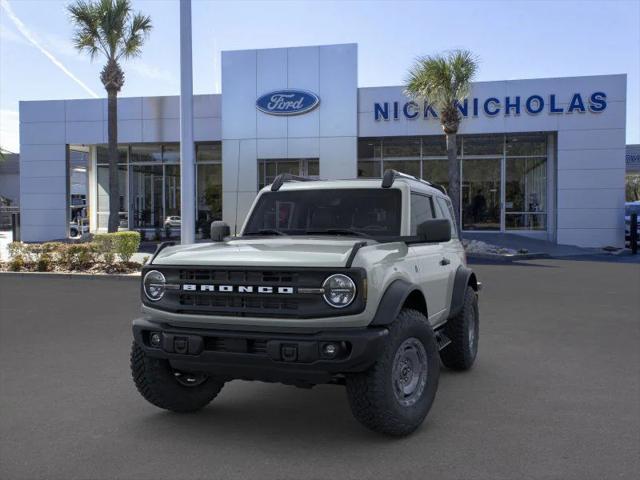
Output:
463 232 604 257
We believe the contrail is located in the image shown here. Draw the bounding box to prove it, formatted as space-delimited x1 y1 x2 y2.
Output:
1 0 100 98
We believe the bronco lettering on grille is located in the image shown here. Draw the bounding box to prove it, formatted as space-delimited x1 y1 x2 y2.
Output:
181 284 295 294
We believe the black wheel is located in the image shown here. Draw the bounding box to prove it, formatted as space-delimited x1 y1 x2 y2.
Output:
130 341 224 413
440 286 479 371
345 309 440 436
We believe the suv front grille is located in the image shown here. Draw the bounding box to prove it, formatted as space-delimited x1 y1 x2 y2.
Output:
142 266 366 319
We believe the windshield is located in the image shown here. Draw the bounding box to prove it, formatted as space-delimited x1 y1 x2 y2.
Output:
243 188 402 238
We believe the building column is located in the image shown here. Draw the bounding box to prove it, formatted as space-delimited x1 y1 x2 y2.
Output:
179 0 195 244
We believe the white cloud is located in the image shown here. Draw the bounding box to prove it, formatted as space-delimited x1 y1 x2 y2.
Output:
0 110 19 153
0 0 99 98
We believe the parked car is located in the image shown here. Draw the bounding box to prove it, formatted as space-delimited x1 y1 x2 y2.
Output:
163 216 181 228
69 221 89 238
130 170 481 436
625 201 640 244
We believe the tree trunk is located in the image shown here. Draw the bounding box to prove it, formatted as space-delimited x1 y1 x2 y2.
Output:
107 89 120 233
446 132 462 236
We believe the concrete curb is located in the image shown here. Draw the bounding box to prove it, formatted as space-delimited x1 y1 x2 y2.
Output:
0 271 140 280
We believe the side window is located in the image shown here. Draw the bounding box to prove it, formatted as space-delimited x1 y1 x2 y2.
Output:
435 197 458 239
410 193 434 234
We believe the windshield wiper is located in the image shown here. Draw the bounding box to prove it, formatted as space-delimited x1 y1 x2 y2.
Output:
244 229 287 236
305 228 371 238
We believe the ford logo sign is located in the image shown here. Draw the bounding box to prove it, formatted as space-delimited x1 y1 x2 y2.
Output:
256 89 320 116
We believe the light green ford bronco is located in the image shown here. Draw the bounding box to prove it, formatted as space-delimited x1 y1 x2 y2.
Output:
131 170 480 436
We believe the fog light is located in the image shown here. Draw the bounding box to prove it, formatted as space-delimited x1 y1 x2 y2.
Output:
150 332 162 347
323 343 338 357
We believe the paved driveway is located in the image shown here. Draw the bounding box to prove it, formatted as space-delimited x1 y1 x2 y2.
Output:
1 259 639 480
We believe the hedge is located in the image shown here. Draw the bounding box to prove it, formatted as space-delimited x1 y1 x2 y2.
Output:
4 231 141 272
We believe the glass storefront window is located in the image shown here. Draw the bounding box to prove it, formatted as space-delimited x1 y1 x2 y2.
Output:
96 145 127 164
505 157 547 230
197 143 222 162
506 133 547 156
382 137 420 159
196 163 222 237
130 144 162 163
422 159 449 189
357 161 381 178
421 136 448 157
97 164 128 229
164 164 181 220
383 160 420 178
358 138 382 160
257 158 319 190
356 133 548 232
95 142 223 236
462 158 501 230
463 134 503 156
130 164 163 229
163 144 180 163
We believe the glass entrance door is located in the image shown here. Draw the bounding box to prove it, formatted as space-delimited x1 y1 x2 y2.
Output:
461 158 502 230
505 157 547 230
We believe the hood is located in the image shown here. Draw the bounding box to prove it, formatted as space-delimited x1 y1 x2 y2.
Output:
152 237 366 268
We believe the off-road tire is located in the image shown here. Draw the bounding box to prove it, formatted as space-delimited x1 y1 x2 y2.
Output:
130 341 224 412
345 309 440 436
440 286 479 370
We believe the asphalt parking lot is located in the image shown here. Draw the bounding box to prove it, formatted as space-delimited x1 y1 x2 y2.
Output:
1 258 639 480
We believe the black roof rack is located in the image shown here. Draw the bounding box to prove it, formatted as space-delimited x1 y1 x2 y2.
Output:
270 173 318 191
381 169 447 195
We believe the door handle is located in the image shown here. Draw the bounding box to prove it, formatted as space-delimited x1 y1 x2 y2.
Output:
440 258 450 266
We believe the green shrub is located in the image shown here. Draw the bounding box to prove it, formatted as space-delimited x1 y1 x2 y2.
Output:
58 243 98 270
94 233 116 265
8 242 27 260
113 231 140 262
36 253 53 272
8 255 25 271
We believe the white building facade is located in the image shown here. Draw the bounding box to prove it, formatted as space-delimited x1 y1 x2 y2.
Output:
19 43 627 247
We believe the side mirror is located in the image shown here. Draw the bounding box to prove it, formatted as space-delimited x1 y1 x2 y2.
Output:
417 219 451 243
210 221 230 242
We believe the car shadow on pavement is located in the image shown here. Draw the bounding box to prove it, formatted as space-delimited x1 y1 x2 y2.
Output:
124 381 437 446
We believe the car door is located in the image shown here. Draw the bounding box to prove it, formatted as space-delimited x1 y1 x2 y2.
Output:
434 196 463 315
408 192 450 323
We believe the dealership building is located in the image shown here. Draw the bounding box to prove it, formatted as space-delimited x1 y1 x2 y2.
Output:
19 43 627 247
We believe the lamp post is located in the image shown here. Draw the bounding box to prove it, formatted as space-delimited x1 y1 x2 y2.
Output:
179 0 195 244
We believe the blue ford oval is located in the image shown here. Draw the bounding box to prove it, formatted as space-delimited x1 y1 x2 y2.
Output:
256 90 320 116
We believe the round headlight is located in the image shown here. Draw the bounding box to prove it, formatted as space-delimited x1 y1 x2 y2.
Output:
143 270 166 301
322 274 356 308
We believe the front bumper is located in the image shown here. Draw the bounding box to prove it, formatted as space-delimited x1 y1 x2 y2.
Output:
132 317 388 386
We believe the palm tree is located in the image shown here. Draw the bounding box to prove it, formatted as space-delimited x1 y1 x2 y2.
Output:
68 0 152 232
405 50 478 233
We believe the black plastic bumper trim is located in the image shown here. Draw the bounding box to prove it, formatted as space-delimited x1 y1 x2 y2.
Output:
132 317 388 385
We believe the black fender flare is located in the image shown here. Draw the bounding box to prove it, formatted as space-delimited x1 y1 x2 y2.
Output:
448 265 478 319
370 279 425 326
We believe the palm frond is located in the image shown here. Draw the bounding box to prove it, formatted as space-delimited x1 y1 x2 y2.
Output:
118 13 152 60
67 0 107 59
67 0 153 69
405 49 479 115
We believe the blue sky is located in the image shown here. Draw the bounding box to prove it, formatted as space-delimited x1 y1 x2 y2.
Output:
1 0 638 152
